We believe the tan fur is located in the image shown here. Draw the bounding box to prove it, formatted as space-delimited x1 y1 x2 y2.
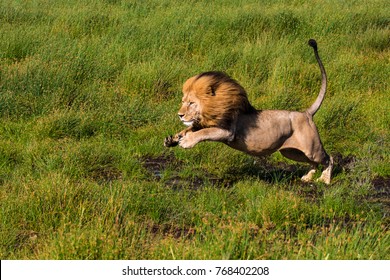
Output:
164 40 333 184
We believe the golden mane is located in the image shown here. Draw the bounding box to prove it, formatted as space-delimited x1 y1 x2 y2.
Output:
182 71 256 128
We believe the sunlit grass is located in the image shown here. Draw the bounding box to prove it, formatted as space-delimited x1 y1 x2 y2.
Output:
0 0 389 259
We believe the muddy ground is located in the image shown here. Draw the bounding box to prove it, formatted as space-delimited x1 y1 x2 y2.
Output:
139 153 389 239
140 153 389 210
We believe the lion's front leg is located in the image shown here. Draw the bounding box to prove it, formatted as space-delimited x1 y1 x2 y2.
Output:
178 127 234 149
164 127 194 147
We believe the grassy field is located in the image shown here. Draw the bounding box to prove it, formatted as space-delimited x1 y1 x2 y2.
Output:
0 0 389 259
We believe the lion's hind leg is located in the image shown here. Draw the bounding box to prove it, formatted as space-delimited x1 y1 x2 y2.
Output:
301 166 317 182
280 148 318 183
279 147 332 184
317 155 333 185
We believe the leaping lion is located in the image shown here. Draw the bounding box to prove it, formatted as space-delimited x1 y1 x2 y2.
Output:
164 39 333 184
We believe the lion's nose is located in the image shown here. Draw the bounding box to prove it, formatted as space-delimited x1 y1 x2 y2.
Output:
178 114 184 119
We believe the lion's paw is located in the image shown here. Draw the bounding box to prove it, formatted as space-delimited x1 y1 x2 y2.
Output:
178 134 197 149
164 135 178 147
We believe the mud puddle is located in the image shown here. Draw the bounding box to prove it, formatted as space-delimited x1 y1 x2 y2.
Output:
140 153 389 215
140 154 233 189
368 176 390 216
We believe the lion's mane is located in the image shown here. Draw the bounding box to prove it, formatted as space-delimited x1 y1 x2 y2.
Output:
182 71 256 129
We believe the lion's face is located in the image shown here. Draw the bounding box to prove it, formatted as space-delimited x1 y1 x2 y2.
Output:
178 94 201 127
177 72 255 129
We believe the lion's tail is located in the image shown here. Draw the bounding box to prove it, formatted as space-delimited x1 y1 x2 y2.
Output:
306 39 327 117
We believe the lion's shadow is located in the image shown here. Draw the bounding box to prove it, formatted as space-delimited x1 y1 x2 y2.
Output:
223 159 308 185
222 154 349 186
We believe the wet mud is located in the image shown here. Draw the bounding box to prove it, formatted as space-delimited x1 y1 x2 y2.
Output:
140 154 233 189
140 153 389 215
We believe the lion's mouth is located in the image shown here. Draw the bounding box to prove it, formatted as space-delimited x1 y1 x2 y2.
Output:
179 115 195 127
182 120 194 127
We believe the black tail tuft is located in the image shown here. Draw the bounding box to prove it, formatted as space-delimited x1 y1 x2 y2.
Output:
306 38 327 117
308 39 317 50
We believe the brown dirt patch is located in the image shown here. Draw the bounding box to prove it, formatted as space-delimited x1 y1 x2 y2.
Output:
140 154 389 218
140 154 233 189
368 176 390 215
140 154 181 178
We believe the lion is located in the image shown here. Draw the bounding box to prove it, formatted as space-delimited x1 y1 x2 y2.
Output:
164 39 333 184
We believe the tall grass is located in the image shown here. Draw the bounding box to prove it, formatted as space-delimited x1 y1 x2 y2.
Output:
0 0 389 259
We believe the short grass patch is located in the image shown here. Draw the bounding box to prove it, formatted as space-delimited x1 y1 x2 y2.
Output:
0 0 389 259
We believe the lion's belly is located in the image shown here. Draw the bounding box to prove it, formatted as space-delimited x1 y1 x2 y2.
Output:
229 110 294 156
228 132 287 156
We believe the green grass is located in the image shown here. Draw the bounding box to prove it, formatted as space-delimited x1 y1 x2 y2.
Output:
0 0 389 259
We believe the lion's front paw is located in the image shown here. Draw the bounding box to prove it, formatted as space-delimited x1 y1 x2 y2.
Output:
178 133 197 149
164 135 178 147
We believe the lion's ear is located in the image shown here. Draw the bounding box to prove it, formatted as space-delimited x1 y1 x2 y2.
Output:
207 86 216 96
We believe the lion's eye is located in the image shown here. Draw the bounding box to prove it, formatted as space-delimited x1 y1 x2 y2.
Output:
189 102 194 106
